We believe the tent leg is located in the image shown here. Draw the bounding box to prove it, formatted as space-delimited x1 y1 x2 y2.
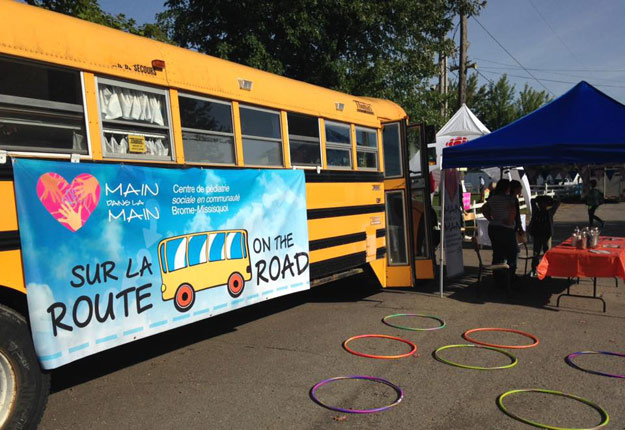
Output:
439 170 446 298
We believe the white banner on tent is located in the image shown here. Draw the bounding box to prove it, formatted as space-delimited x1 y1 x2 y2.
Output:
443 169 464 278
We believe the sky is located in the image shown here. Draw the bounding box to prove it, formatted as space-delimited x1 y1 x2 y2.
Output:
99 0 625 103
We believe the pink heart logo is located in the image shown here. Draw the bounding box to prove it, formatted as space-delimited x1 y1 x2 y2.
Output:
36 172 101 232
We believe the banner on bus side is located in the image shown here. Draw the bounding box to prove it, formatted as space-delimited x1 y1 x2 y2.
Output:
13 159 310 369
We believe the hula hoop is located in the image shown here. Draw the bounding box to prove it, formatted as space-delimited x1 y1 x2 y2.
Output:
343 334 417 359
310 375 404 414
565 351 625 378
382 313 446 331
463 327 539 349
497 389 610 430
433 344 518 370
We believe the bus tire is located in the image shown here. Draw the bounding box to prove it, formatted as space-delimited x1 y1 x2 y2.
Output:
0 303 50 430
227 272 245 298
174 283 195 313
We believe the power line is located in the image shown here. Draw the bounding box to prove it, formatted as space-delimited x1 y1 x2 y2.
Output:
474 57 625 73
478 69 625 89
478 66 625 85
471 16 555 96
527 0 589 73
474 69 495 85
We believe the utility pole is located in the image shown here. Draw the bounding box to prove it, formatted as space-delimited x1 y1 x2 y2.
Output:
458 13 468 108
439 49 448 118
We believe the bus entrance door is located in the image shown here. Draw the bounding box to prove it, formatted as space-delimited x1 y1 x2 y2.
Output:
382 121 436 287
406 124 435 281
382 121 412 287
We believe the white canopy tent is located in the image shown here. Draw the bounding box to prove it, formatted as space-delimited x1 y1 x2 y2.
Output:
411 104 491 189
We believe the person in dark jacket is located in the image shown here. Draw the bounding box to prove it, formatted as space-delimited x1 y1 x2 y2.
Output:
529 195 560 276
586 179 605 227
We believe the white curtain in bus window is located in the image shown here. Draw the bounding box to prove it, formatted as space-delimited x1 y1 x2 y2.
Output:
0 56 87 154
179 95 235 164
98 79 173 160
287 112 321 166
325 121 351 168
356 126 378 170
386 191 408 265
383 123 402 178
240 106 282 166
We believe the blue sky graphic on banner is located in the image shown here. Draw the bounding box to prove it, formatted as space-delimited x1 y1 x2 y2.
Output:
13 159 310 369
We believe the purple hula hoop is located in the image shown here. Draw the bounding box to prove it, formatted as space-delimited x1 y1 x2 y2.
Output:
310 375 404 413
565 351 625 378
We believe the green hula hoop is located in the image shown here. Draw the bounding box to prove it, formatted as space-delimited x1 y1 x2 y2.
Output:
433 344 517 370
382 313 446 331
497 389 610 430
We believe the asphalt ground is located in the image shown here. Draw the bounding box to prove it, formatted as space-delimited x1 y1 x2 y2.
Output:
39 202 625 429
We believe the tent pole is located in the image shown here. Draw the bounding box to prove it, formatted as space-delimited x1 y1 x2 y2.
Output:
439 169 445 298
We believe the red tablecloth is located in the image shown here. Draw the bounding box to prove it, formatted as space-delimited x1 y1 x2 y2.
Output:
537 236 625 280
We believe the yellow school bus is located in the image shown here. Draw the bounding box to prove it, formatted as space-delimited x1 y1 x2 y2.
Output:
0 1 436 427
158 230 252 312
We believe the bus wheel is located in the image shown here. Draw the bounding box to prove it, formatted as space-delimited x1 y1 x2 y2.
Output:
0 304 50 430
174 283 195 312
227 272 245 298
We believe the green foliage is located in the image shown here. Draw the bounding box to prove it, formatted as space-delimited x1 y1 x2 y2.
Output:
157 0 484 125
516 83 552 118
26 0 170 42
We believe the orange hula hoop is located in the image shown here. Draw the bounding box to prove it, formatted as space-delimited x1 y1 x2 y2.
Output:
463 328 539 349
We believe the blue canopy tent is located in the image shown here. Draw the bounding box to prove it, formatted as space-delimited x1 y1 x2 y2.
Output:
437 81 625 297
442 81 625 169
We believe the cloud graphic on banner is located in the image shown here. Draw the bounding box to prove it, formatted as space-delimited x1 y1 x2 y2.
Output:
100 219 124 261
223 173 301 234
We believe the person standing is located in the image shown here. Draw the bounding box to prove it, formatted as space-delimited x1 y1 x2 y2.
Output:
481 179 517 282
586 179 605 227
528 196 561 276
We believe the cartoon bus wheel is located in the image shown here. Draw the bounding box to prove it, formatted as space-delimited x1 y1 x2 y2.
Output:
227 272 245 298
174 283 195 312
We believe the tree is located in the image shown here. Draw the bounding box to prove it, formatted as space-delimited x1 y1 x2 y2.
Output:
516 83 552 118
448 73 488 117
157 0 485 126
481 74 517 130
26 0 170 42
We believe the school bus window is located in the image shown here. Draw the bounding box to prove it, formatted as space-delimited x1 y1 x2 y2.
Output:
179 94 235 165
159 242 168 273
166 237 188 271
227 232 246 259
287 112 321 167
383 122 402 178
0 56 87 154
325 121 352 168
188 234 208 266
239 105 283 166
356 126 378 170
209 233 226 262
386 190 409 265
97 77 173 161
